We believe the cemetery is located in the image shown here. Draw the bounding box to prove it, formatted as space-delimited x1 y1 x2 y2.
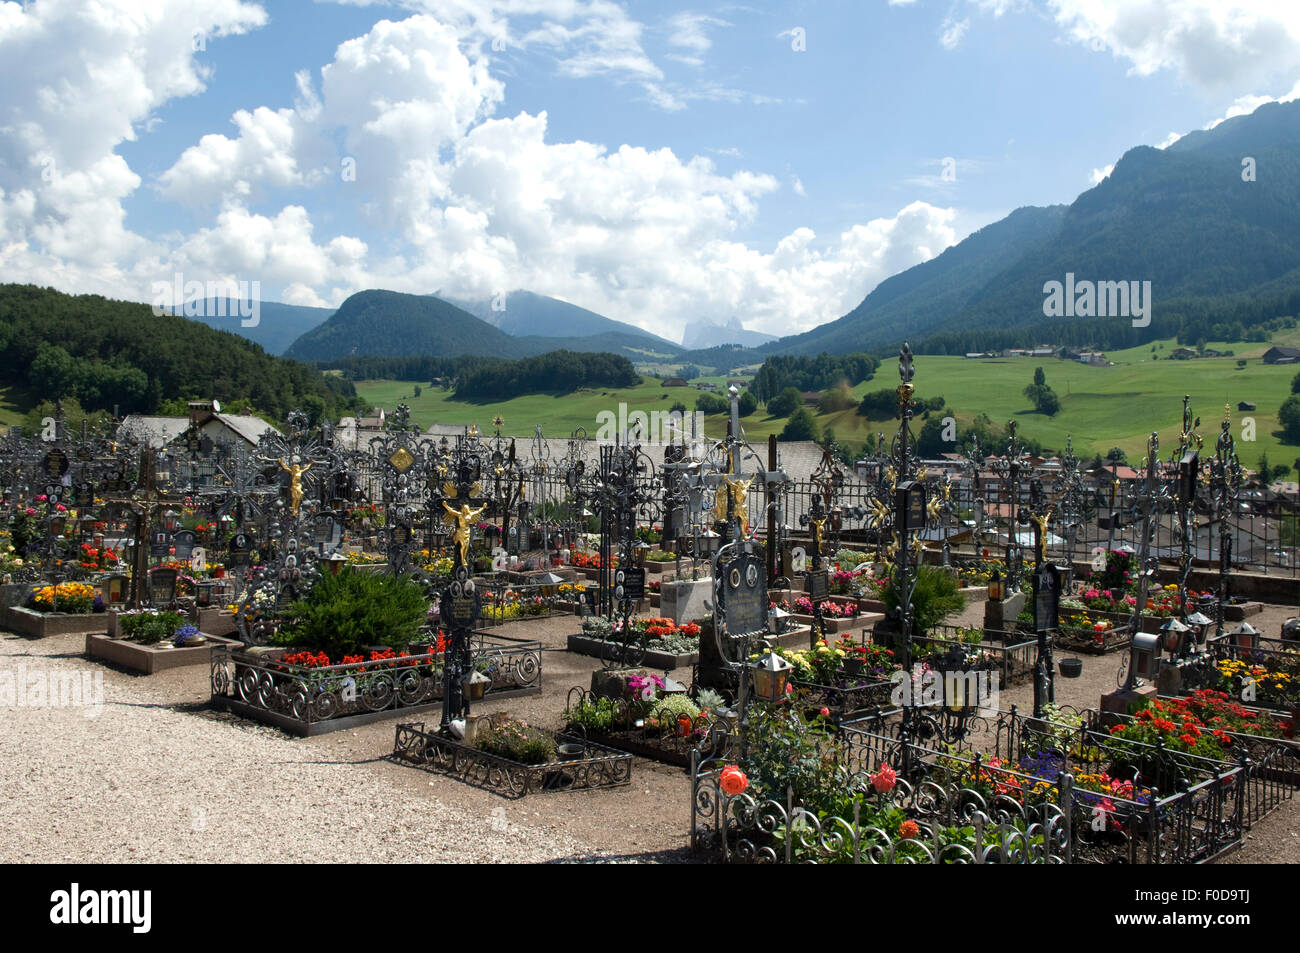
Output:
3 345 1300 864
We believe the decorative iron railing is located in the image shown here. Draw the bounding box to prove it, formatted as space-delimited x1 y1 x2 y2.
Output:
210 632 541 728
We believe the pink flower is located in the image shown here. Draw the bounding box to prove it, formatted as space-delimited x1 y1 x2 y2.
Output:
819 706 831 718
871 763 898 794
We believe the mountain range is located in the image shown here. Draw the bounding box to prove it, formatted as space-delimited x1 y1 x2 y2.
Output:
200 98 1300 368
763 99 1300 357
283 289 684 363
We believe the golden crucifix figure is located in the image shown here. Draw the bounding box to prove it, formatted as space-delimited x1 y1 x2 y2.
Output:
1030 510 1052 563
809 515 826 556
443 500 487 567
715 474 754 535
278 457 312 515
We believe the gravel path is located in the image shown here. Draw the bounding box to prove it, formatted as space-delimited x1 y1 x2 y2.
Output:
0 632 606 864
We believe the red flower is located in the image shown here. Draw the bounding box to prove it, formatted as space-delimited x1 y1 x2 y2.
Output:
899 820 920 840
720 765 748 797
871 763 898 794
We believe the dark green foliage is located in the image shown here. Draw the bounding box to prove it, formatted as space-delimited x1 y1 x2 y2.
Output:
858 389 944 419
453 351 640 400
696 392 729 414
277 568 429 659
288 289 680 362
1023 366 1061 415
737 390 758 416
879 565 966 636
1280 396 1300 444
751 353 879 402
766 386 804 417
780 407 819 441
0 284 360 421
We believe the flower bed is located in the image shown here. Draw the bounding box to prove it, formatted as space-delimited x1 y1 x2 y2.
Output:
2 604 107 639
1085 694 1299 819
393 720 632 797
691 700 1069 863
842 708 1246 864
26 581 99 614
564 686 721 767
567 615 704 667
1054 610 1133 654
210 632 542 736
86 631 242 675
915 626 1037 686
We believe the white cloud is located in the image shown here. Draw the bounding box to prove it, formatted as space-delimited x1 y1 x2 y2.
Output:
665 11 728 64
1048 0 1300 90
939 16 970 49
791 176 806 197
1154 131 1182 149
0 0 267 293
1089 163 1114 184
4 5 962 338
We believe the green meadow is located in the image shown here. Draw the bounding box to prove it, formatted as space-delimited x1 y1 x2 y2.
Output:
354 336 1300 469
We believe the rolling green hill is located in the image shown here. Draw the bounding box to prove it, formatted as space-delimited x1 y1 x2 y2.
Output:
355 341 1299 469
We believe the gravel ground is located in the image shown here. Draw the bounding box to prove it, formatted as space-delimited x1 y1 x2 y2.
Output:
0 630 612 864
3 598 1297 864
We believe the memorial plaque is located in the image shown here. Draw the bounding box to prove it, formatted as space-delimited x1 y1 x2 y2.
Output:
805 569 829 603
42 449 69 479
722 552 767 636
172 530 196 560
450 597 478 625
622 567 646 600
75 484 94 507
1033 563 1061 633
150 530 170 558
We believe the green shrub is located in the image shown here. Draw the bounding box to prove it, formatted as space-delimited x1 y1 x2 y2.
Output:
277 567 428 659
651 693 701 723
879 565 966 636
474 718 556 765
565 696 620 733
119 610 189 645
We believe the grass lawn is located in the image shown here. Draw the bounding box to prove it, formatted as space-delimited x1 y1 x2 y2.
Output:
355 336 1300 469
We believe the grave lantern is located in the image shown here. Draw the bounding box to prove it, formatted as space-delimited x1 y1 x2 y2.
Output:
49 514 66 537
750 649 793 703
462 669 491 702
1230 621 1260 651
1184 611 1212 646
162 509 181 533
1160 617 1190 655
988 569 1003 601
1131 632 1161 681
327 552 348 577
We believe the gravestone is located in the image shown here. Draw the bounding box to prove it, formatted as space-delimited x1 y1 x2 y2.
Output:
660 577 712 624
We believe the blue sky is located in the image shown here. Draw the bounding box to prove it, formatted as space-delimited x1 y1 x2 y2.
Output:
3 0 1299 342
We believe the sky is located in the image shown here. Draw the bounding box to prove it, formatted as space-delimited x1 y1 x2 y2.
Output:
2 0 1300 344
